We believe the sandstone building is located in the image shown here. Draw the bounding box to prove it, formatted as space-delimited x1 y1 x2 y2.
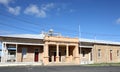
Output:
0 30 120 65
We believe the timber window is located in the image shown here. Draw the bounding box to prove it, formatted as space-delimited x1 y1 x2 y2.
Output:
98 49 101 58
110 50 112 61
117 50 119 56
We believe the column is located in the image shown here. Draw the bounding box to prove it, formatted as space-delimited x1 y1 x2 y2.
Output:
75 45 79 56
43 43 49 65
56 44 59 62
80 46 82 64
66 44 69 62
90 48 94 64
74 44 80 64
66 45 69 56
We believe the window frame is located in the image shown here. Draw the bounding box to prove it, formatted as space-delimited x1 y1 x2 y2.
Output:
98 49 101 58
117 50 119 57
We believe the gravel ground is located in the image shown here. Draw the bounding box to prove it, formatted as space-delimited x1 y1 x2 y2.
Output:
0 65 120 72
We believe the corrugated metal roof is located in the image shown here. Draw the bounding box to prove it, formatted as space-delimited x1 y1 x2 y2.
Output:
0 34 45 39
80 38 120 45
0 34 120 45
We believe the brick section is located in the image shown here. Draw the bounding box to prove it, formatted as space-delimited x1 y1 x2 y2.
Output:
93 44 120 63
17 45 43 62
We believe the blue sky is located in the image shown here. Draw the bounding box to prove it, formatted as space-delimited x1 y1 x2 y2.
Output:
0 0 120 41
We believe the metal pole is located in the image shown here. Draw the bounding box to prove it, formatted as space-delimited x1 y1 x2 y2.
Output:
79 24 82 64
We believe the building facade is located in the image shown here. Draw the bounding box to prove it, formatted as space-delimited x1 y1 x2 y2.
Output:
0 31 120 65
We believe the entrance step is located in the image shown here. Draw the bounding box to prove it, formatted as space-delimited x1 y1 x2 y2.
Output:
47 62 79 66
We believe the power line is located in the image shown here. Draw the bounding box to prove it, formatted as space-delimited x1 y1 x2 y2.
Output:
0 11 42 28
0 22 38 33
0 8 79 34
81 32 120 37
0 8 79 33
0 8 37 24
1 8 120 37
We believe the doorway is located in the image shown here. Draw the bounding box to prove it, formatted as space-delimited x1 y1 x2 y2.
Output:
34 49 39 62
53 52 56 62
49 51 61 62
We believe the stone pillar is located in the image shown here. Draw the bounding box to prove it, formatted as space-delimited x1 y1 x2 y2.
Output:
66 44 69 62
74 44 80 64
79 46 82 64
56 44 59 62
43 43 49 65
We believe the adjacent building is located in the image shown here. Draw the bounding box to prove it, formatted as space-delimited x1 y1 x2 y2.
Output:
0 30 120 65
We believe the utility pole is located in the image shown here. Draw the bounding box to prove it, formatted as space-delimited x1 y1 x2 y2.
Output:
79 24 82 64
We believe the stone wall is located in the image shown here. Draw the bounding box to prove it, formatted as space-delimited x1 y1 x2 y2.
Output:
93 44 120 63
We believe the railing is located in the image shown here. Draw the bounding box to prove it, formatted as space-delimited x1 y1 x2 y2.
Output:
7 55 16 62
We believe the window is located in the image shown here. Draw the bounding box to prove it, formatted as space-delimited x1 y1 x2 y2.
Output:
117 50 119 56
110 50 112 53
110 50 112 61
98 49 101 58
90 52 92 61
22 48 27 58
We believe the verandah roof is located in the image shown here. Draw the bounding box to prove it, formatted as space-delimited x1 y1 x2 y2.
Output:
0 34 120 45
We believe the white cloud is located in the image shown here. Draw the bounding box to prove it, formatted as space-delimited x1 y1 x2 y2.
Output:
24 4 46 18
24 3 55 18
8 6 21 15
41 3 54 11
116 18 120 24
0 0 21 15
0 0 12 6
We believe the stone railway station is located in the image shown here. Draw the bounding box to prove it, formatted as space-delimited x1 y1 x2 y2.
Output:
0 30 120 65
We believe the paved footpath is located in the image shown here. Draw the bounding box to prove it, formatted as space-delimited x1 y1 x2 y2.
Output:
0 65 120 72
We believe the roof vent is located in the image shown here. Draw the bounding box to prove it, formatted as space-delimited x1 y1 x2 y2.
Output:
48 29 54 36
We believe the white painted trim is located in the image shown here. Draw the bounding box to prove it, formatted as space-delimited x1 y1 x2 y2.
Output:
3 42 44 46
80 46 93 48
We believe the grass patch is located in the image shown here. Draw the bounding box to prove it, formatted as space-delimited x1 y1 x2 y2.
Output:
83 63 120 66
